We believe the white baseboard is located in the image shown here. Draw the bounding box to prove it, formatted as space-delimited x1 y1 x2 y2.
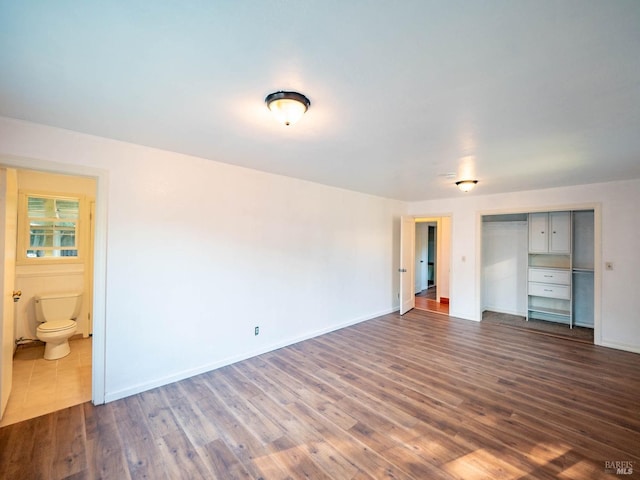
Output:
103 307 397 403
597 339 640 355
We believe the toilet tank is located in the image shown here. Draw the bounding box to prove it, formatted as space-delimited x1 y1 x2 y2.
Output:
34 292 83 322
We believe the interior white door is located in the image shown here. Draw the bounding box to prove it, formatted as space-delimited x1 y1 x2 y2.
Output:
0 168 18 419
400 216 415 315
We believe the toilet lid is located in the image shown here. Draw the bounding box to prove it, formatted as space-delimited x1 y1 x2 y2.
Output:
38 319 76 333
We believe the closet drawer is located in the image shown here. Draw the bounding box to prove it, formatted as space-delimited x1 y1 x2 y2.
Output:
528 268 570 285
528 282 570 299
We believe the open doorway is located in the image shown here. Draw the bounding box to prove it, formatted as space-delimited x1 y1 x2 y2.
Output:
414 221 447 314
0 167 98 426
413 217 450 315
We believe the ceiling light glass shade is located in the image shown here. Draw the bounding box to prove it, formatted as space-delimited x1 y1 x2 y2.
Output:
265 91 310 126
455 180 478 192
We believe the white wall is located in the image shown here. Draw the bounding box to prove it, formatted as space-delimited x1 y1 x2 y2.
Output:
0 117 405 401
409 180 640 354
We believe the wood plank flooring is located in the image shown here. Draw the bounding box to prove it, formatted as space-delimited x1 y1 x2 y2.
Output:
482 310 594 344
414 296 450 315
1 310 639 479
415 287 449 315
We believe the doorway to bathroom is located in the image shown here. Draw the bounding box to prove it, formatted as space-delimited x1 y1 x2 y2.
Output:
0 168 96 426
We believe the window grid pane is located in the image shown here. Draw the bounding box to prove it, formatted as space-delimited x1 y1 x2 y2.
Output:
26 196 80 259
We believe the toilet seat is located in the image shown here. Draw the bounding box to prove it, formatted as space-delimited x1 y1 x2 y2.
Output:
37 319 75 333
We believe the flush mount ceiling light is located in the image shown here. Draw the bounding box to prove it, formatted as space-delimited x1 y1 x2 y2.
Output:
455 180 478 192
265 91 310 126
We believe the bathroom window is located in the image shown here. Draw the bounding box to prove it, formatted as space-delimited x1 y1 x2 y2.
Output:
18 193 82 262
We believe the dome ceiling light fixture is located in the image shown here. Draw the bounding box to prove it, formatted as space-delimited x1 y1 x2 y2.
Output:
455 179 478 192
265 91 310 126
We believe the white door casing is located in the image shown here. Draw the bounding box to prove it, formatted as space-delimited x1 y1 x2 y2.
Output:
400 216 415 315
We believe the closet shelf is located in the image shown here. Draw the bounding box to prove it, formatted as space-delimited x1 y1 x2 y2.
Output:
527 306 571 317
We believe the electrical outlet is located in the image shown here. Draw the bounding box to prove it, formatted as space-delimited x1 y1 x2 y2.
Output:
254 326 259 336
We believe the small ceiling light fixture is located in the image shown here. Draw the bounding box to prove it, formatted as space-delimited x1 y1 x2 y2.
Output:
455 180 478 192
265 91 310 126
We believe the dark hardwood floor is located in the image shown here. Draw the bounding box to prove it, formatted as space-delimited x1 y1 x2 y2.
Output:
482 310 595 343
1 310 639 479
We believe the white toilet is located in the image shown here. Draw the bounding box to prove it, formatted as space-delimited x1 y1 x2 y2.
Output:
35 292 83 360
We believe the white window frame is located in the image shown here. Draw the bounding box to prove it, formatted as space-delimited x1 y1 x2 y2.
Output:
17 191 86 265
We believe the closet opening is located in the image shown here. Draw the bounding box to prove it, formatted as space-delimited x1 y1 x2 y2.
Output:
480 210 595 343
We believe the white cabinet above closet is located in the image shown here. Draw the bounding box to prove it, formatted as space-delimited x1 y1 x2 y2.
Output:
528 212 571 254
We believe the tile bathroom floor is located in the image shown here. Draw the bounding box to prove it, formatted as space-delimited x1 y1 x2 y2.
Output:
0 337 91 427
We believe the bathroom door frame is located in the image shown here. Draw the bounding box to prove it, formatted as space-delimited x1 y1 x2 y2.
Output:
0 156 108 405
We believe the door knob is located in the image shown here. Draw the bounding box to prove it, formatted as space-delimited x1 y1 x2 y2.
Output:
12 290 22 302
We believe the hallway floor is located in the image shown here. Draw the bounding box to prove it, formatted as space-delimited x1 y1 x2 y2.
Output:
415 287 449 315
0 337 91 427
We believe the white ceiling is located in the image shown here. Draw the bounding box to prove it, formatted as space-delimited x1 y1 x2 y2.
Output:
1 1 639 201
